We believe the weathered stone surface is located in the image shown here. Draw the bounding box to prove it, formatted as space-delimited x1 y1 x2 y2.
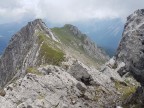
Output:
116 9 144 85
115 9 144 107
0 65 115 108
68 61 93 85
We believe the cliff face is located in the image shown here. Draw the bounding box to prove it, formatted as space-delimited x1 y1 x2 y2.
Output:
115 9 144 107
116 9 144 85
0 19 60 88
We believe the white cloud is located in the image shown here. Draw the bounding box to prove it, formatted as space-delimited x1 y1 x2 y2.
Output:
0 0 144 24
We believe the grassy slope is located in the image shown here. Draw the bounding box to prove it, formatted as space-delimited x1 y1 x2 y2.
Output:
37 32 65 66
52 26 91 57
52 26 83 50
51 26 105 68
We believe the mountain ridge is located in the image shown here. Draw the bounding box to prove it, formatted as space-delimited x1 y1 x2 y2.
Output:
0 19 109 89
0 19 126 108
52 24 109 67
0 12 141 107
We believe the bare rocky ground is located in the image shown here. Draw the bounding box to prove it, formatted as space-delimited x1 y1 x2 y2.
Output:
0 9 143 108
0 56 138 108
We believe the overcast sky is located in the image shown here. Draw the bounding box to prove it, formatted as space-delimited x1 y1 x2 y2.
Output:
0 0 144 24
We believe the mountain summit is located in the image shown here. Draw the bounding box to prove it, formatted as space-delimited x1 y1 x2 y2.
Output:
116 9 144 83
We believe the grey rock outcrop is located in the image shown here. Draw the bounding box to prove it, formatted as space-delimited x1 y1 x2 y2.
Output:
0 19 59 88
0 66 86 108
115 9 144 107
116 9 144 85
68 62 94 85
0 60 126 108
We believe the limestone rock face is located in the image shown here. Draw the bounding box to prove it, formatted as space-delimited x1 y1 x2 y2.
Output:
116 9 144 85
0 19 58 88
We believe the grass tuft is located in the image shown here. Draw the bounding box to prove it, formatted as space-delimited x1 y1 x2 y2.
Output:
26 67 43 75
114 80 137 100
